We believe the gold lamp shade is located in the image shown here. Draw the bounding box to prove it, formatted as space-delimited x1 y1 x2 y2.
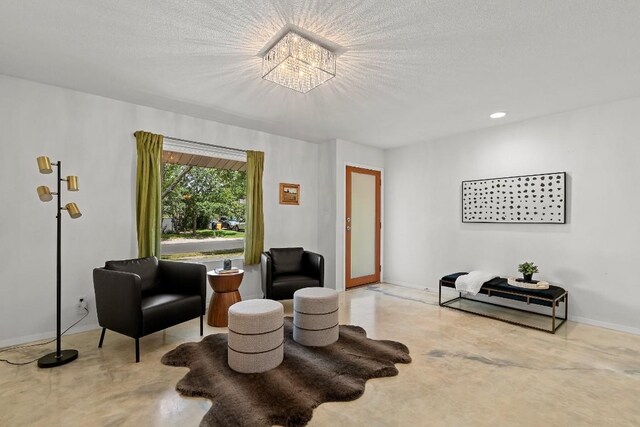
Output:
66 176 79 191
65 203 82 219
37 185 53 202
37 156 53 174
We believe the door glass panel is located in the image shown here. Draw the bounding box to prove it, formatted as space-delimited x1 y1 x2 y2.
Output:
350 172 376 278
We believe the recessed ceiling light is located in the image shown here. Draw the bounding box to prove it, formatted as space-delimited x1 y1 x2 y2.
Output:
490 112 507 119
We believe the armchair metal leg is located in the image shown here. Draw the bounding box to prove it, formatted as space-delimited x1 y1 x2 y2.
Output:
98 327 106 348
200 314 204 336
135 338 140 363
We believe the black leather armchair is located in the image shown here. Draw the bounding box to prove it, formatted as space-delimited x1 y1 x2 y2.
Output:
261 247 324 300
93 256 206 362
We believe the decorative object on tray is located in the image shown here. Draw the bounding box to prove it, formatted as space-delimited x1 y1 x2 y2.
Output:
223 258 232 270
162 317 411 427
507 277 550 290
279 182 300 205
517 261 539 282
462 172 566 223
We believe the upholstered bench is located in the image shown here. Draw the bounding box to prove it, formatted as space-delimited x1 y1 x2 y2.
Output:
227 299 284 373
293 287 339 346
439 272 568 333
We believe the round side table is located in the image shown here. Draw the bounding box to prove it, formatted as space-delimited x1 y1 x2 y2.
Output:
207 269 244 327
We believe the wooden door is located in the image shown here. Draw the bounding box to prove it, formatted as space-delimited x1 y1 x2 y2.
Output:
345 166 381 288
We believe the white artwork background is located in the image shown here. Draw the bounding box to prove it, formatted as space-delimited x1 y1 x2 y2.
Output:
462 172 566 223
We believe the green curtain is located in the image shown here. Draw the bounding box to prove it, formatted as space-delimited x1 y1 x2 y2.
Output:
134 131 163 258
244 150 264 265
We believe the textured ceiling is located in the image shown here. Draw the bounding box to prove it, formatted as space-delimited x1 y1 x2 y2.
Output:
1 0 639 148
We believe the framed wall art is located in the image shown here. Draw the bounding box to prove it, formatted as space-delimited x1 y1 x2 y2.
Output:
462 172 566 224
279 183 300 205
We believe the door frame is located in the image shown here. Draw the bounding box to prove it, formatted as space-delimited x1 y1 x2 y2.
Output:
345 164 383 288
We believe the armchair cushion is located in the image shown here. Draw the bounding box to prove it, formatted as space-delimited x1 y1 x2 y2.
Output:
105 256 159 292
141 294 202 335
271 275 320 301
270 247 304 275
158 260 207 312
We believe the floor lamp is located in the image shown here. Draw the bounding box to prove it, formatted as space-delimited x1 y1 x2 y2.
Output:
36 156 82 368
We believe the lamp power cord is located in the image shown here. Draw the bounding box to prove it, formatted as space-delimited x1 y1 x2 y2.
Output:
0 307 90 366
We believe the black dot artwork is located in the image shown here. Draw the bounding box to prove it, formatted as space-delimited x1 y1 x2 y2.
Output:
462 172 565 223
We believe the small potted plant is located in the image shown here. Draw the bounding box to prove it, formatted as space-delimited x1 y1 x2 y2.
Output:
518 262 539 282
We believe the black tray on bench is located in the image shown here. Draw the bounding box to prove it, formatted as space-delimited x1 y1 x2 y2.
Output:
439 272 568 333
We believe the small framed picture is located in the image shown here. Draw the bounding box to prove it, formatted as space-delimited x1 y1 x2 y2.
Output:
279 183 300 205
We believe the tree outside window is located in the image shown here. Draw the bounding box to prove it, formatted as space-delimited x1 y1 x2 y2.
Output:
161 162 246 260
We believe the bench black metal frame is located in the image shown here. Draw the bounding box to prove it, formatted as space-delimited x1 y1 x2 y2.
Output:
439 279 568 334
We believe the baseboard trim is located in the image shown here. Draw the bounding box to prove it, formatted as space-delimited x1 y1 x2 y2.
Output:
383 278 640 337
2 295 269 349
5 291 638 347
382 279 428 291
568 316 640 336
0 322 100 349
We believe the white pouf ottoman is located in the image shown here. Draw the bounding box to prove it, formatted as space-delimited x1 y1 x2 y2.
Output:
293 287 339 347
227 299 284 373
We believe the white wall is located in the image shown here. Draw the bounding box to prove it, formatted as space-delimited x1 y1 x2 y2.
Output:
384 97 640 334
0 75 319 346
317 140 337 289
12 71 637 343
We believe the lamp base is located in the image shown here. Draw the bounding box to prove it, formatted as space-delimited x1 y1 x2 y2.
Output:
37 349 78 368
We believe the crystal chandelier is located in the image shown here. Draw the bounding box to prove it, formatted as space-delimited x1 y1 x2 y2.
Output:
262 31 336 93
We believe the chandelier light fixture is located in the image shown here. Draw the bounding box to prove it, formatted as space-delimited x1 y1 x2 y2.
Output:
262 31 336 93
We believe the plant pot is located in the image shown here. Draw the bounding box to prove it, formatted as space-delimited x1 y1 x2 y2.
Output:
523 273 533 282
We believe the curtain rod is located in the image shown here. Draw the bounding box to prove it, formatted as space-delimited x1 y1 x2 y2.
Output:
163 136 247 155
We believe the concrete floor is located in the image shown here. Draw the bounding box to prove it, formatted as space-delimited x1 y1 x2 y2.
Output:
1 284 639 426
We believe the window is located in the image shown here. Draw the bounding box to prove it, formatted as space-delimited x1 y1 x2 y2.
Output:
160 147 247 261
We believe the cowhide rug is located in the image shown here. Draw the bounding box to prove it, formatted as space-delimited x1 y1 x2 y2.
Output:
161 317 411 426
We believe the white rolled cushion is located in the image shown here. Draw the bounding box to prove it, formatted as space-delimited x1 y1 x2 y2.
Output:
454 270 498 296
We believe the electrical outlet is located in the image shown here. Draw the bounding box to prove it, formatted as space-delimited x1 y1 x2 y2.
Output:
76 296 88 315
